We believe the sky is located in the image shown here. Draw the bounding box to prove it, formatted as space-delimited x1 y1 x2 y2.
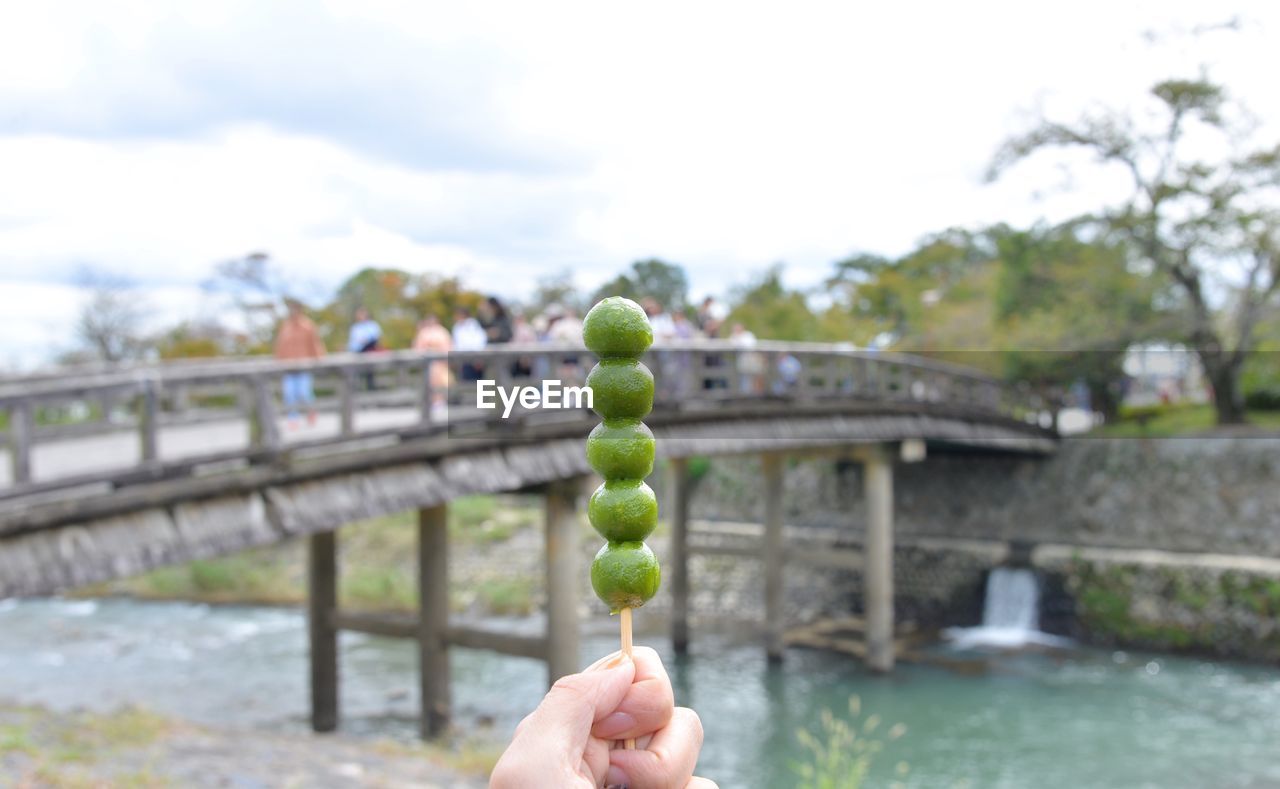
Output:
1 1 1278 369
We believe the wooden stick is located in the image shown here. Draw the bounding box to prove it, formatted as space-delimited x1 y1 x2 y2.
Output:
620 606 636 750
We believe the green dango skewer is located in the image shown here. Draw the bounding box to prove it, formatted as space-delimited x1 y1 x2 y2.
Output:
582 296 660 751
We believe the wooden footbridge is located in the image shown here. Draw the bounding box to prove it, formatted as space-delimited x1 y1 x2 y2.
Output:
0 342 1056 737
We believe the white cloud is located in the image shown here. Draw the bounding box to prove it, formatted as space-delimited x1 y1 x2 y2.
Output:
1 0 1278 368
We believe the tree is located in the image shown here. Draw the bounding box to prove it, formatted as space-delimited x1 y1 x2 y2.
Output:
526 269 584 316
726 265 822 341
205 251 292 352
826 230 992 352
990 224 1162 418
74 270 149 363
319 268 483 350
987 77 1280 424
591 259 689 312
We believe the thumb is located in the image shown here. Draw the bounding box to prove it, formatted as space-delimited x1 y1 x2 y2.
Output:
513 652 636 759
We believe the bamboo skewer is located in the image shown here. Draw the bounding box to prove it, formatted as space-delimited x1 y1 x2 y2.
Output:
620 606 636 750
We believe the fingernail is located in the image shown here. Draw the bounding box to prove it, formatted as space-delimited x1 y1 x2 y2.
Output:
605 765 628 787
594 711 637 739
588 650 629 671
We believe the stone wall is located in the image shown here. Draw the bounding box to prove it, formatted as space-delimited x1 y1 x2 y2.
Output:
676 437 1280 660
689 437 1280 556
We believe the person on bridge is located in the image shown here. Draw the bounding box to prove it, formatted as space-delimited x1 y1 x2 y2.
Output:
452 306 488 382
490 647 715 789
347 307 383 390
273 299 326 428
412 314 452 417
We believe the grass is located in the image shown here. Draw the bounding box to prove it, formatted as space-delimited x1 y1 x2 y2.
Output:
0 705 172 788
372 736 505 775
1090 403 1280 437
792 695 907 789
90 494 544 614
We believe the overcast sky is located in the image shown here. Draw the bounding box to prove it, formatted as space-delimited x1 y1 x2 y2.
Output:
1 1 1277 368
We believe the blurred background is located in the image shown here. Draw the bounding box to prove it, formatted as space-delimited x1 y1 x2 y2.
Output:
2 3 1279 788
2 2 1277 431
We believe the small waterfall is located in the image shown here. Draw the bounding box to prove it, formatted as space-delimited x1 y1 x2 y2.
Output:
944 567 1072 649
982 567 1040 631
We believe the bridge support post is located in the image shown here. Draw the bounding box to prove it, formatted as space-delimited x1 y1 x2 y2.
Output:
668 457 691 655
762 454 786 662
545 480 581 685
418 504 450 738
307 530 339 732
861 444 895 673
8 402 33 485
138 379 159 464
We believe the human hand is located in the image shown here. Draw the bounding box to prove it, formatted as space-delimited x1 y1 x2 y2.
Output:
490 647 716 788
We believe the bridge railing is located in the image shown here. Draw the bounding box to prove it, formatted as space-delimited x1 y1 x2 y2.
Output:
0 342 1044 493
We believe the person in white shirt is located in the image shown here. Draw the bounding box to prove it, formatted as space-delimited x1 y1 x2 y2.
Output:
730 323 764 394
643 298 677 342
452 307 487 382
545 304 585 383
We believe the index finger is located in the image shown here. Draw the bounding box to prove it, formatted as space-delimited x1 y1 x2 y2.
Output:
591 645 674 742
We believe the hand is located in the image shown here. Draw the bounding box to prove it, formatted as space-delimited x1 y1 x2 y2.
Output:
490 647 717 789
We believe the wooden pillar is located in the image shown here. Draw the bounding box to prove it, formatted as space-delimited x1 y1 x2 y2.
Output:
862 445 895 672
139 379 159 464
307 530 339 732
338 369 356 436
669 458 691 655
762 453 785 662
418 504 450 738
545 481 581 684
248 377 280 451
8 402 33 485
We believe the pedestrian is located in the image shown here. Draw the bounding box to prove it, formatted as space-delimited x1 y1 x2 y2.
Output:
413 313 452 416
273 299 325 429
643 298 677 342
511 312 537 378
730 322 762 394
479 296 514 345
546 304 585 383
452 306 487 382
347 307 382 390
695 295 726 338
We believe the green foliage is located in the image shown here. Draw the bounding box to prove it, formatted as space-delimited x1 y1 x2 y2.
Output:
1241 315 1280 409
792 696 907 789
527 269 585 316
727 265 823 341
474 578 536 616
992 225 1162 414
987 75 1280 424
1091 403 1280 436
153 322 228 359
591 258 689 312
319 268 484 351
1068 560 1280 658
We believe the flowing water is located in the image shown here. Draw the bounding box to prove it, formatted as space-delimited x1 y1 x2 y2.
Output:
2 598 1279 788
945 567 1073 650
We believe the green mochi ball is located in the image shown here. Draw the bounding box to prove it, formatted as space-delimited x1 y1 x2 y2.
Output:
590 541 662 613
585 419 655 480
583 297 654 359
587 360 654 420
588 480 659 542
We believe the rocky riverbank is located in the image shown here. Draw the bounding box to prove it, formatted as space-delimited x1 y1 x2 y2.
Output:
0 703 492 788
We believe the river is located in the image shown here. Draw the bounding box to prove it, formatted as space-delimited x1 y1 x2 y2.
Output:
2 598 1277 788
